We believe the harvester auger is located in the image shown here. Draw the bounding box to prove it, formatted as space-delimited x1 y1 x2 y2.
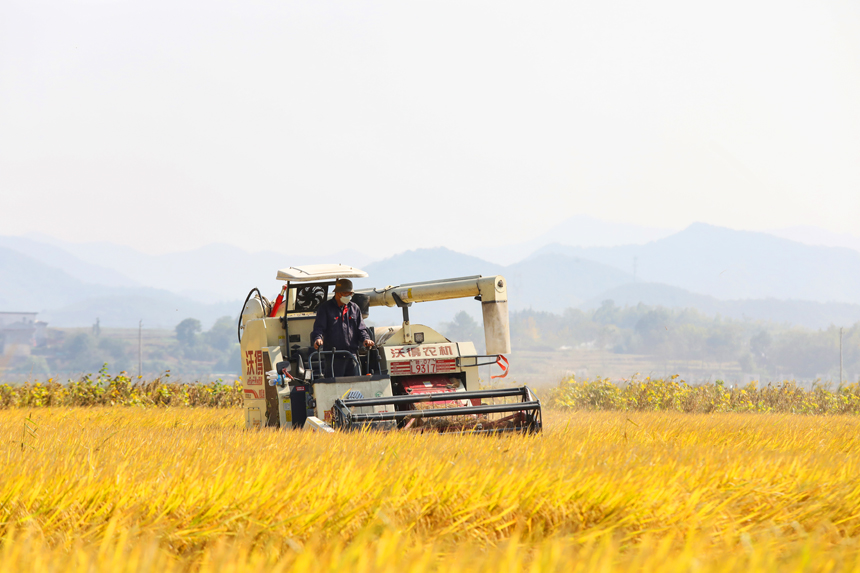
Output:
238 265 542 434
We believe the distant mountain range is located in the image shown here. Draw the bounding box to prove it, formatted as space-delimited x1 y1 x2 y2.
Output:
3 221 860 330
467 214 675 265
0 236 139 289
767 226 860 253
359 248 636 327
0 236 375 328
533 223 860 305
14 234 376 303
0 245 237 328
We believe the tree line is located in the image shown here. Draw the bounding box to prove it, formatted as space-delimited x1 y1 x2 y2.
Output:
7 300 859 381
8 317 239 378
441 301 860 380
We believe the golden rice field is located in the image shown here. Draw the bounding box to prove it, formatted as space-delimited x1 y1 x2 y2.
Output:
2 407 860 572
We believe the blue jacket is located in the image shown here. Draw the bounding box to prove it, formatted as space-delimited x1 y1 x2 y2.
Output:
310 298 371 353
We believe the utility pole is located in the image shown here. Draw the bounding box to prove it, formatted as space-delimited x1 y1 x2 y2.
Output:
138 320 143 378
840 327 844 385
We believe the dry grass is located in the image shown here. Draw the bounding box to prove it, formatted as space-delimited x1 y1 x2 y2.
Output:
1 408 859 572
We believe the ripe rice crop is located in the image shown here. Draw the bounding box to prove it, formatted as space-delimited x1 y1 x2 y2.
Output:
547 375 860 414
4 372 860 416
0 371 242 408
1 407 859 571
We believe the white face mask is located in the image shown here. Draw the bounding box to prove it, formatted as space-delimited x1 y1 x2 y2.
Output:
340 294 352 304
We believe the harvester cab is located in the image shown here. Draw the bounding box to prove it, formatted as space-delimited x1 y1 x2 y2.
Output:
238 265 541 434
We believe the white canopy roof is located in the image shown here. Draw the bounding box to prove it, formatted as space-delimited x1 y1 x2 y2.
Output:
275 264 368 282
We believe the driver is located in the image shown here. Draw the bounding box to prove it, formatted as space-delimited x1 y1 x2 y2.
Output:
310 278 374 377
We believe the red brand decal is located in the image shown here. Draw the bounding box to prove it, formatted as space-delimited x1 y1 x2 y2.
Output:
255 350 264 378
391 345 454 358
245 350 256 374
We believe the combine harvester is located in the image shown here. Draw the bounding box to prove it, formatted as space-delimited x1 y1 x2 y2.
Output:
238 265 541 434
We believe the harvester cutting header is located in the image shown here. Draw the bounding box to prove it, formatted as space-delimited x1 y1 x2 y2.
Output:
238 265 541 434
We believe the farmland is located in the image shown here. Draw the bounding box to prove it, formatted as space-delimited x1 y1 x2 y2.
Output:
1 405 859 571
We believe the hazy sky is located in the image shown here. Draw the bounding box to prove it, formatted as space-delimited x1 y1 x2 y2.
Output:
2 0 859 257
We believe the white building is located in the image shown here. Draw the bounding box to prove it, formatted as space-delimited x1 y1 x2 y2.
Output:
0 312 47 357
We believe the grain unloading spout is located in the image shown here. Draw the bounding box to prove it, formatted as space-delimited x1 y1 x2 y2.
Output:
478 277 510 356
357 275 511 354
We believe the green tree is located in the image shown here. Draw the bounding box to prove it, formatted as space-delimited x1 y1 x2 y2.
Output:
440 311 484 352
704 324 742 367
204 316 236 352
60 332 102 372
175 318 202 346
750 330 772 366
633 308 673 356
845 326 860 380
673 323 707 360
738 353 755 373
98 338 131 371
771 329 836 378
592 300 619 325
